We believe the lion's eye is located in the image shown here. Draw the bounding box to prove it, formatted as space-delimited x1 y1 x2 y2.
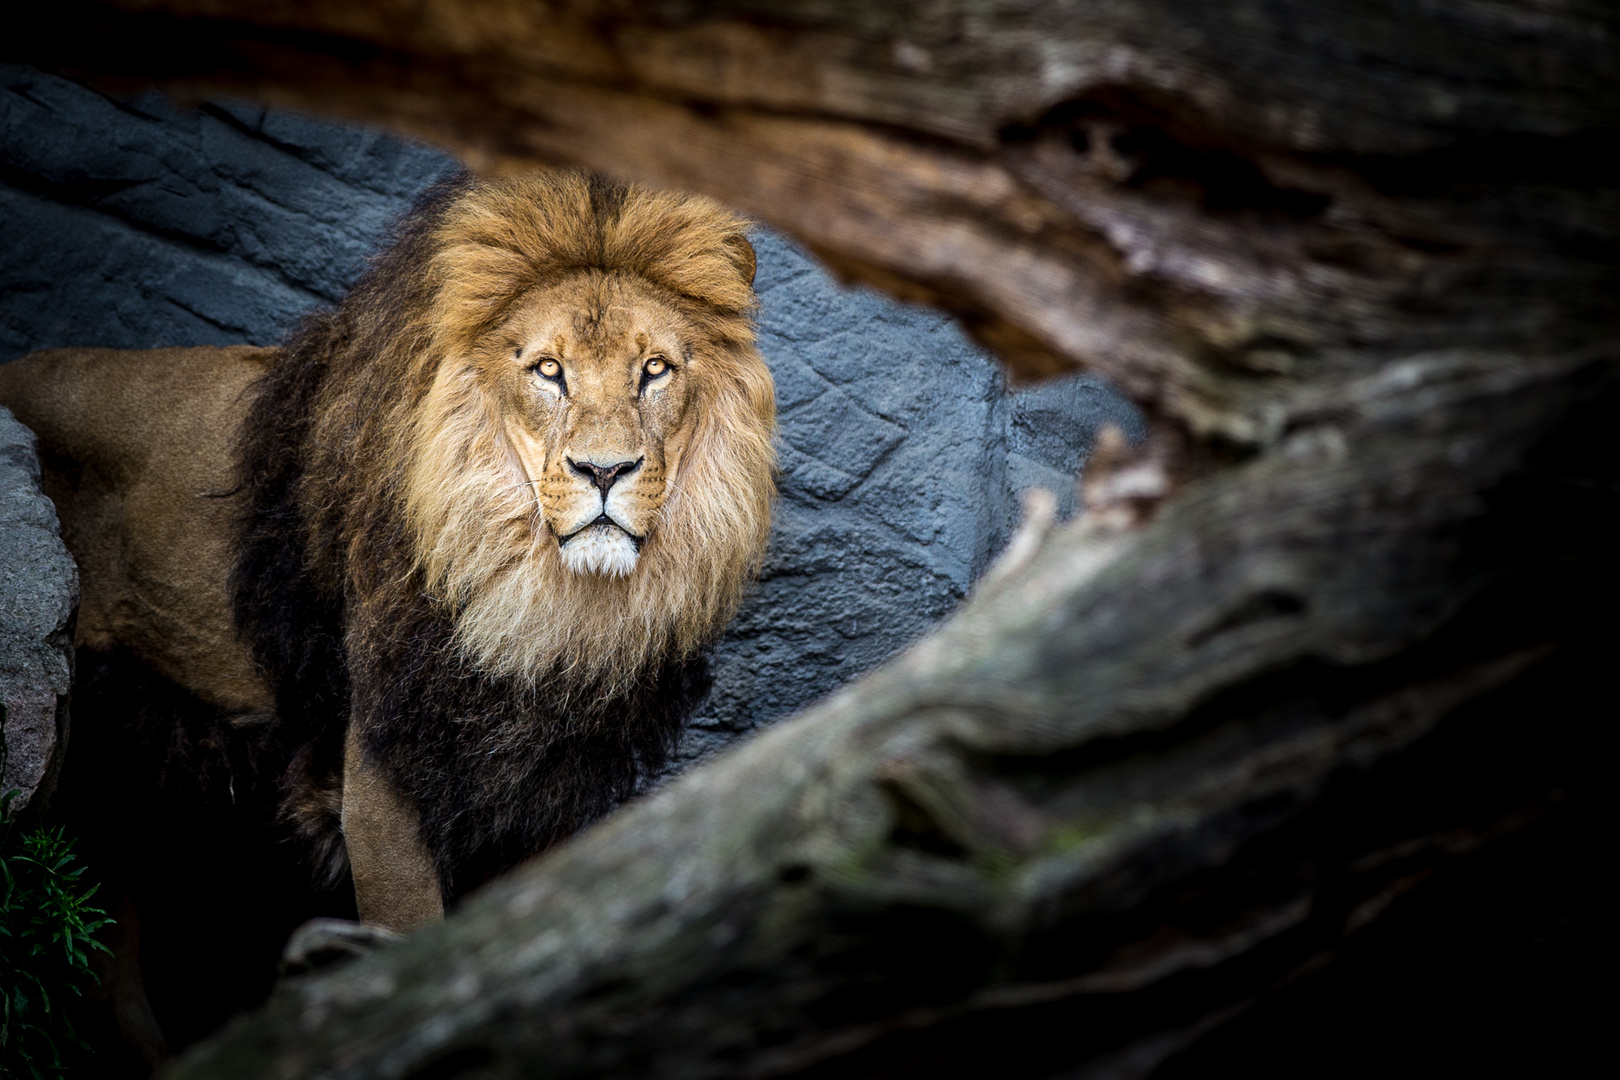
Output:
643 357 668 379
533 358 567 395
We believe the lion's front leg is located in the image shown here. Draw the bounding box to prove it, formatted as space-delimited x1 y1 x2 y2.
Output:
341 725 444 931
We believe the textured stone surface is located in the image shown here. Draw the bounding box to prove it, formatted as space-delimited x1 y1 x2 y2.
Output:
0 406 77 820
0 65 1140 775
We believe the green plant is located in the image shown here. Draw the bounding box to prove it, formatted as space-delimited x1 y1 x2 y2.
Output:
1 715 113 1079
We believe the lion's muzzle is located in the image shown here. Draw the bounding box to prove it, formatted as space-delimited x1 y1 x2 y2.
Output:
557 456 647 577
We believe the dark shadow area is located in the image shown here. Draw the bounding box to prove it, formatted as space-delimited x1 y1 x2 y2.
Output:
51 648 354 1073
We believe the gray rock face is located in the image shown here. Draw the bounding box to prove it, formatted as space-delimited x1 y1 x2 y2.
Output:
0 65 457 357
0 406 77 821
688 238 1142 769
0 66 1141 778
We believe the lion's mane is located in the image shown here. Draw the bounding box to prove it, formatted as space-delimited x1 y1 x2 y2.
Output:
230 172 774 897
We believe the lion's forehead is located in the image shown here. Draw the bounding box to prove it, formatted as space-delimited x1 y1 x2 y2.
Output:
511 274 689 360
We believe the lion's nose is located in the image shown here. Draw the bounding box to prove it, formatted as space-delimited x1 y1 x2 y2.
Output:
568 456 643 495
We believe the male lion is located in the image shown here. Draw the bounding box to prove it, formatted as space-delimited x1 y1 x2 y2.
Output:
0 172 775 944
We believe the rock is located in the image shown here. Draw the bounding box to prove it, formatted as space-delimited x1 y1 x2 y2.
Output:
0 64 458 358
0 406 77 822
0 65 1141 785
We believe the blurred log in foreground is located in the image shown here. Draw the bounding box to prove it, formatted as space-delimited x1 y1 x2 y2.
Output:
7 1 1617 1076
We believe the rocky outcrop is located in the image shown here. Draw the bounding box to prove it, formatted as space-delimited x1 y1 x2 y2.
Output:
0 406 76 822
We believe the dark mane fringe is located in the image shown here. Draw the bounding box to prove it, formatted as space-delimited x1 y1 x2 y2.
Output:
229 171 705 894
227 300 350 881
228 175 466 881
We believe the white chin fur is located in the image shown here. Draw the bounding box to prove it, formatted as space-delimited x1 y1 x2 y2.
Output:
559 525 641 577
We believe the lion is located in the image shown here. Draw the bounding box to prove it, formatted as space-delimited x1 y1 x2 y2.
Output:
0 171 775 940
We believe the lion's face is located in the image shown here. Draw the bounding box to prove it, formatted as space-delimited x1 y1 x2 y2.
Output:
399 172 774 686
496 273 699 577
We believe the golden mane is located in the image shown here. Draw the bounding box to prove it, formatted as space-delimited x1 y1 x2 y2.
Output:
395 173 775 690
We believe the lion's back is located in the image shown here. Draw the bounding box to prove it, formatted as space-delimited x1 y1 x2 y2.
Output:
0 345 277 712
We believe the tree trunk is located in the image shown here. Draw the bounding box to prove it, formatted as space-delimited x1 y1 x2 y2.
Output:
6 2 1616 1076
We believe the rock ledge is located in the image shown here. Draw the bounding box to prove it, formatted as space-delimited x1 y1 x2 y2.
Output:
0 405 77 822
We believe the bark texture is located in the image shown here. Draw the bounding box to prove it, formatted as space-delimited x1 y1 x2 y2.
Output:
5 1 1616 1076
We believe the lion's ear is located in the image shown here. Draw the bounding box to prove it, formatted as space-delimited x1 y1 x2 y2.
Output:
723 233 757 288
